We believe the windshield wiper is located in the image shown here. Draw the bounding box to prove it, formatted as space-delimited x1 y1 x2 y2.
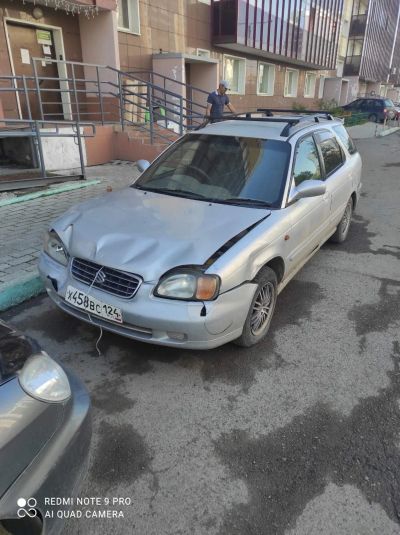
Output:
135 186 208 200
218 197 273 208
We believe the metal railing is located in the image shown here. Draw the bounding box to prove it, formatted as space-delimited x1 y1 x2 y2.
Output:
0 118 95 183
127 69 209 130
0 58 208 146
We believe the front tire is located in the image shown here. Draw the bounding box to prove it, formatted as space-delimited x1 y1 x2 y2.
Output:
234 267 277 347
330 198 353 243
368 113 377 122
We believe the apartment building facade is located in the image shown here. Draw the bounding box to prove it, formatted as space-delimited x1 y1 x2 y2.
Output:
1 0 347 122
324 0 400 104
1 0 399 124
117 0 345 111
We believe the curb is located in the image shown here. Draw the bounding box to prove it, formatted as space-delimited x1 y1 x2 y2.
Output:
0 179 101 208
377 126 400 137
0 274 45 312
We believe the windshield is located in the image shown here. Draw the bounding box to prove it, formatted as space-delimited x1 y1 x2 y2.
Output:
133 134 291 208
384 99 394 107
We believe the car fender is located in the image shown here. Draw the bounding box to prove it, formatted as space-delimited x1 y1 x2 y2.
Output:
207 214 290 293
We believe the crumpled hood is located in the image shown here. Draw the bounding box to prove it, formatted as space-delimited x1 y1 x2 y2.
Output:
53 187 270 281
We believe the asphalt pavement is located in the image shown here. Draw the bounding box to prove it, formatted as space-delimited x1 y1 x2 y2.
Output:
1 132 400 535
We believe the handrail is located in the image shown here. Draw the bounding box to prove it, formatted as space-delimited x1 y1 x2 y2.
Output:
127 69 210 97
1 57 209 145
1 118 96 134
107 65 208 106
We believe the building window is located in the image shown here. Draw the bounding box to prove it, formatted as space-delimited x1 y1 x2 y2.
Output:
284 68 299 97
223 55 246 94
118 0 140 34
304 72 317 98
257 62 275 96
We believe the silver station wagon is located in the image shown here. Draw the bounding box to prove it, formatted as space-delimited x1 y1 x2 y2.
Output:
39 112 362 349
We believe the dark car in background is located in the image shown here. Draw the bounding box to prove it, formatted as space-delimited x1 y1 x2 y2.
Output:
341 97 396 122
0 320 91 535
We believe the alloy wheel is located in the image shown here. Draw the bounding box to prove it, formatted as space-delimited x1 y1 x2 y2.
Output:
340 200 352 237
250 282 275 336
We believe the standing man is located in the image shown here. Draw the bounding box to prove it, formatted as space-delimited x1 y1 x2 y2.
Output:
206 81 236 122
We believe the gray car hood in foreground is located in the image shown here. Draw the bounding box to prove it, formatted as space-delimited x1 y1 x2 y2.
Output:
53 187 270 281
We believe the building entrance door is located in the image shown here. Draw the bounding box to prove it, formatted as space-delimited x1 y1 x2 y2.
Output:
7 22 63 120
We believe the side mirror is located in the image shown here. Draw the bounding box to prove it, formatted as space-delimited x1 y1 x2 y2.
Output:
136 159 150 173
287 180 326 205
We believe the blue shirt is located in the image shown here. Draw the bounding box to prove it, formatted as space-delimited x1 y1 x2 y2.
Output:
207 91 230 118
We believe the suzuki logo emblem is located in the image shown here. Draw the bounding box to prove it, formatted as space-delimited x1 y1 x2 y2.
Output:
95 270 106 284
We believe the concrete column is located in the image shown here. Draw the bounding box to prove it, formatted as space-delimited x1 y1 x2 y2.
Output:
79 11 120 121
152 56 185 127
346 76 360 102
366 82 381 96
322 78 342 104
387 88 400 101
79 11 119 71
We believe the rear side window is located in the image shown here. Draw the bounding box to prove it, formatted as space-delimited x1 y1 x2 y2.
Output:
317 132 343 176
293 136 322 186
333 124 357 155
358 100 369 110
349 100 361 109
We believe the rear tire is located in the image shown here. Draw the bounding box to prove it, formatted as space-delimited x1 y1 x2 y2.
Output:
329 198 353 244
234 267 277 347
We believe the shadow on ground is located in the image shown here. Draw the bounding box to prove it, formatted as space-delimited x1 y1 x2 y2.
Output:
215 341 400 535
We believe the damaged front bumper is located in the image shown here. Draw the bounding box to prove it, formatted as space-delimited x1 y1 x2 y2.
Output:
38 253 257 350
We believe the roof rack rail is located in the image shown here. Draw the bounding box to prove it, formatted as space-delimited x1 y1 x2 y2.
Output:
257 108 333 119
194 112 298 131
195 110 335 136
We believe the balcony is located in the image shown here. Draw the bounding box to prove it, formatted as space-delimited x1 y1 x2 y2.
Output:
343 55 361 76
211 0 341 70
349 14 367 37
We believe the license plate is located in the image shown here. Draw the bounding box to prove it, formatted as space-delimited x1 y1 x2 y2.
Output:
65 285 123 323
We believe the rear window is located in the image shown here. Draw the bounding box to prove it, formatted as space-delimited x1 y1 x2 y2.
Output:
333 124 357 155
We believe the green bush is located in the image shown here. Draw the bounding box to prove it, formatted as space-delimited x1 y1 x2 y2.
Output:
343 113 369 126
317 98 338 111
317 98 343 116
292 102 307 111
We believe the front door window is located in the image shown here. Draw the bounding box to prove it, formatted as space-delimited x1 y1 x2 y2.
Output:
293 136 322 186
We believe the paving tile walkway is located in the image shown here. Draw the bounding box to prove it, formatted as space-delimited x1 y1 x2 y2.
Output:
0 162 139 308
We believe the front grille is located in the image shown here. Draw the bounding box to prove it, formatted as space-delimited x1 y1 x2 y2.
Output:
71 258 141 299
